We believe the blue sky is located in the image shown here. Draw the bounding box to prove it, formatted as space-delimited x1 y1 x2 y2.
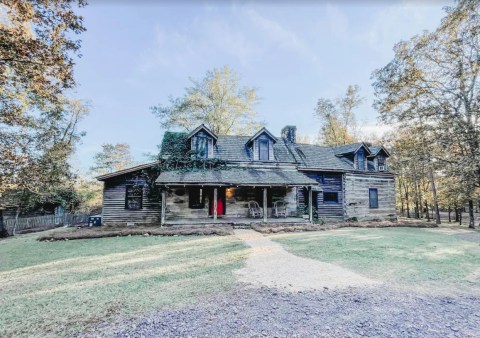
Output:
72 0 452 174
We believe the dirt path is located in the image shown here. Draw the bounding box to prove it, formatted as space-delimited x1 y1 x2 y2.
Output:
234 229 378 291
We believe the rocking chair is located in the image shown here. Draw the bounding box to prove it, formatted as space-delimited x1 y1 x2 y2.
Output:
273 200 287 218
248 201 263 218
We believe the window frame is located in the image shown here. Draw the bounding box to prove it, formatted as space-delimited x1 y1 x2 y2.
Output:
369 188 379 209
195 135 208 159
323 192 339 204
125 185 143 210
188 187 205 209
258 139 269 161
357 148 365 171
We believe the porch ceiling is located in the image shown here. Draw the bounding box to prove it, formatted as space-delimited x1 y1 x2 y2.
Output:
155 168 318 187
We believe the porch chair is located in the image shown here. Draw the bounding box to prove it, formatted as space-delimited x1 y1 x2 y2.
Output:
273 200 287 218
248 201 263 218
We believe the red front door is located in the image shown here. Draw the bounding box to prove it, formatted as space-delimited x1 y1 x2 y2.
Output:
209 188 226 216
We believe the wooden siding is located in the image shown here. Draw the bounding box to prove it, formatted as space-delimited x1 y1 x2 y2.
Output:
298 172 344 218
344 173 396 220
102 174 161 226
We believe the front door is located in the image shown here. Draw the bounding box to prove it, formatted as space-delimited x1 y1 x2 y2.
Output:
209 188 226 216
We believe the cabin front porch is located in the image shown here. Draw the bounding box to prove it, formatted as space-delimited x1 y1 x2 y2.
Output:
158 185 315 226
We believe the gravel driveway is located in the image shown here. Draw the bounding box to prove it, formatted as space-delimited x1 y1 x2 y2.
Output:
112 287 480 338
83 230 480 338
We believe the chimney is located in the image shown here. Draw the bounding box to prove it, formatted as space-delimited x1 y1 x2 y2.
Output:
281 125 297 143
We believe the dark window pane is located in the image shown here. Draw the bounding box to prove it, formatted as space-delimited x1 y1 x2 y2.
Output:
125 185 143 210
255 187 272 207
357 148 365 170
189 187 205 209
259 139 269 161
196 136 208 158
369 188 378 208
323 192 338 204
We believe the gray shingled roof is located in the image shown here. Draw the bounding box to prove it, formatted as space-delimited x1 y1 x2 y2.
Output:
334 142 372 155
214 135 296 163
294 144 353 170
156 168 318 186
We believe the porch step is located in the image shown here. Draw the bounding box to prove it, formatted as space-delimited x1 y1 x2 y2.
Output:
232 224 252 229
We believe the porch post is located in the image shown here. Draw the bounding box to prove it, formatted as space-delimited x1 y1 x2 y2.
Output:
308 186 313 222
161 189 166 226
263 187 268 223
213 187 218 222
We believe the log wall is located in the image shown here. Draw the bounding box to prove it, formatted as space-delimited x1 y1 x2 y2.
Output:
164 186 298 220
102 174 161 226
299 172 344 218
343 173 396 220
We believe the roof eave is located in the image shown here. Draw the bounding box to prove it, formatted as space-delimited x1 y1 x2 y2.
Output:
96 162 158 181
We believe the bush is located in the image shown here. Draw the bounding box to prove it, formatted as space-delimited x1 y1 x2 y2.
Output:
0 227 9 238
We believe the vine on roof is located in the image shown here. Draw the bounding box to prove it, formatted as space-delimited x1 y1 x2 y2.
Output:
139 132 230 199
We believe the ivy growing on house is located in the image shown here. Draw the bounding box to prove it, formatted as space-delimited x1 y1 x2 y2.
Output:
139 132 231 199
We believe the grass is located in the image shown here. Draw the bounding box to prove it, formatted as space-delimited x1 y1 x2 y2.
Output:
0 230 248 337
270 227 480 295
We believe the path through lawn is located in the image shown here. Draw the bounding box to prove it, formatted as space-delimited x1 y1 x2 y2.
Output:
271 227 480 295
0 231 248 337
235 229 377 291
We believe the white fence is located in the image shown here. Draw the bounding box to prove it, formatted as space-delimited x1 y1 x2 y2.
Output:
4 213 90 235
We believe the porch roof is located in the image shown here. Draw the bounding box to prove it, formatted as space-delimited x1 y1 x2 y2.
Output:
155 168 318 187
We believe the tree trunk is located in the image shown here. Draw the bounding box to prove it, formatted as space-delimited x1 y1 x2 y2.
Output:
459 209 462 225
414 181 420 219
455 205 459 222
448 206 451 223
404 182 411 218
425 201 430 222
430 168 441 225
469 200 475 229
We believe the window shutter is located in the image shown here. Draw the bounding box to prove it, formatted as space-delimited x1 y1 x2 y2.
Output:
253 140 258 160
269 141 274 161
191 137 196 151
208 138 214 158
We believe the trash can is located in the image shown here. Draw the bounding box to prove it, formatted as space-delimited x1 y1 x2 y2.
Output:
88 215 102 227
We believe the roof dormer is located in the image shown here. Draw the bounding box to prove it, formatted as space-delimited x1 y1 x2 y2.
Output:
247 127 277 161
187 124 218 159
368 146 390 172
334 142 372 171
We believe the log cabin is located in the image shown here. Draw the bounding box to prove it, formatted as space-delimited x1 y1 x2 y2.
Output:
96 124 396 226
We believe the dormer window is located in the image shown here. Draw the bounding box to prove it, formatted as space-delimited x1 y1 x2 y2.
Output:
195 135 208 159
378 155 386 171
357 148 365 171
187 124 217 159
247 127 277 162
259 139 269 161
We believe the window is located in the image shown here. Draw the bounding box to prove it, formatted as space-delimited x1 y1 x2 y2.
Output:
189 187 205 209
259 139 269 161
323 192 339 204
377 155 386 171
255 187 273 207
125 185 143 210
369 188 378 208
357 148 365 170
196 135 208 158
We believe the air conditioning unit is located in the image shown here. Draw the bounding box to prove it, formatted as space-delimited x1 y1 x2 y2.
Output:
378 165 386 171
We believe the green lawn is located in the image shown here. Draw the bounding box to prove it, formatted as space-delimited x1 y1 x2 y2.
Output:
0 231 248 337
271 227 480 295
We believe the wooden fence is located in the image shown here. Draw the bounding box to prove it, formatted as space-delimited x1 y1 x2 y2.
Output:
4 213 91 235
